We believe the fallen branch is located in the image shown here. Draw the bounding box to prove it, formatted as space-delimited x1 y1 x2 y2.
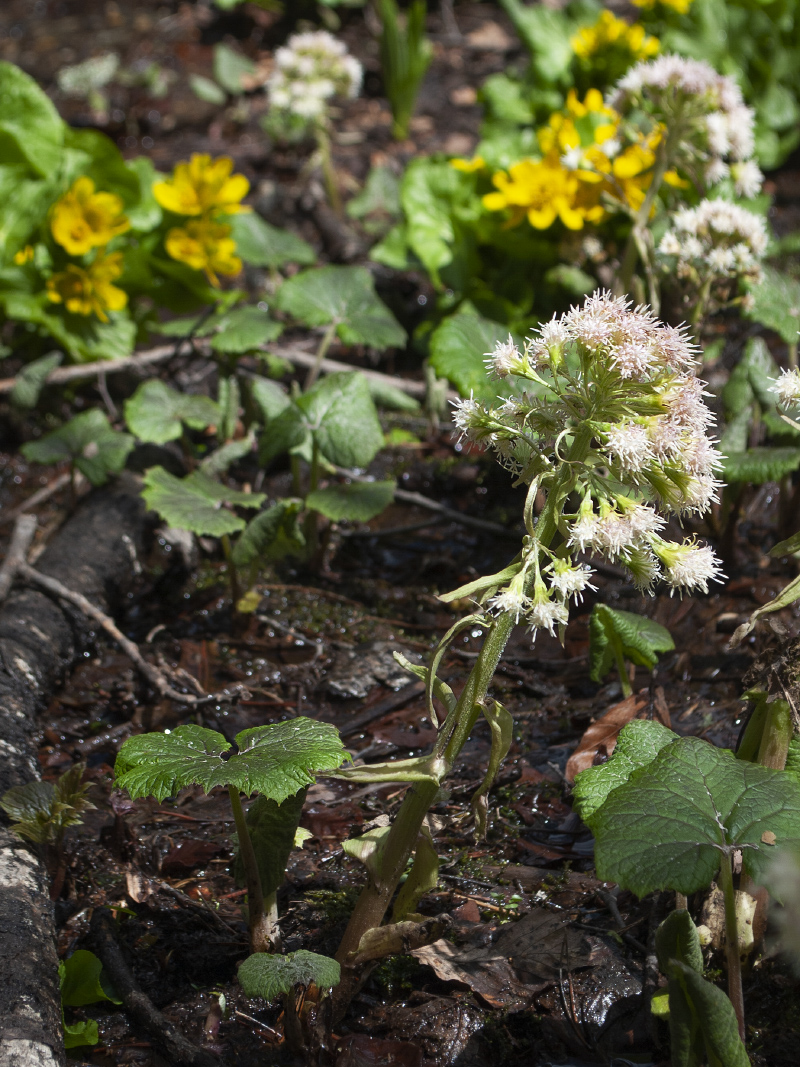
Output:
0 516 235 705
0 471 89 528
0 514 37 600
90 908 222 1067
0 343 177 395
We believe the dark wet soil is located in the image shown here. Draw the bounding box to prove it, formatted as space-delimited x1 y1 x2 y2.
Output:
2 2 800 1065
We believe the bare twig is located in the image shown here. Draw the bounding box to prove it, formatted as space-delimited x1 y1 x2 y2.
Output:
393 487 518 537
15 560 237 705
0 515 37 601
0 343 178 395
90 908 222 1067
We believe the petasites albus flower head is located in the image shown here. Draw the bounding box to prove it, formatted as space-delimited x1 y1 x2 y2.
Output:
773 368 800 409
609 55 761 196
452 290 725 639
268 31 362 124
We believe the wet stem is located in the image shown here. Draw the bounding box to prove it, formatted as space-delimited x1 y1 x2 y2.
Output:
315 124 342 218
227 785 274 953
330 425 594 1017
305 320 338 390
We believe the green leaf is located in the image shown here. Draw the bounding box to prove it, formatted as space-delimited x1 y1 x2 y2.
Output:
229 212 316 270
274 266 406 350
655 910 704 977
392 827 439 921
346 165 401 234
231 499 306 567
141 466 264 537
429 312 522 401
399 158 458 275
729 572 800 647
437 561 522 605
299 371 385 468
741 336 781 409
200 432 255 476
250 376 291 422
544 263 596 296
367 378 420 413
589 605 675 683
746 266 800 345
238 950 340 1000
471 700 514 839
721 447 800 484
665 960 750 1067
234 789 307 897
63 1018 100 1049
497 0 573 83
114 719 347 803
10 352 62 410
586 735 800 897
0 61 64 176
213 43 255 95
189 73 227 105
124 380 219 444
60 950 121 1008
306 480 395 523
573 719 676 823
21 409 134 486
211 305 283 353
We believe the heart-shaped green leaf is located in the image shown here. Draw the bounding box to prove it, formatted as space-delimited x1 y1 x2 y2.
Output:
238 950 340 1000
584 734 800 896
21 409 134 486
274 265 406 350
124 380 219 444
589 604 675 683
229 212 315 269
115 719 346 802
306 480 395 523
141 466 264 537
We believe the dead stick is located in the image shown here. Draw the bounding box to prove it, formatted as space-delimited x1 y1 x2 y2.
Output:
0 514 37 600
90 908 221 1067
16 560 235 705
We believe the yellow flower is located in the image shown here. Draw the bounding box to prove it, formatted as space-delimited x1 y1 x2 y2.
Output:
571 11 659 62
450 156 486 173
14 245 34 265
483 156 588 231
153 155 251 218
50 177 130 256
46 250 128 322
164 219 242 286
633 0 693 13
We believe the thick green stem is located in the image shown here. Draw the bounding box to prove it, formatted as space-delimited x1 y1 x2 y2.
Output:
304 440 321 557
688 276 714 337
315 125 342 217
221 533 240 607
330 426 593 1018
304 320 338 391
228 785 271 953
719 851 746 1042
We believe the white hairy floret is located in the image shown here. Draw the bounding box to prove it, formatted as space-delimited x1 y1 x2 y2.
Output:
548 561 596 603
604 421 653 471
657 540 725 594
773 368 800 408
487 588 532 622
527 596 569 638
486 335 522 378
658 199 767 288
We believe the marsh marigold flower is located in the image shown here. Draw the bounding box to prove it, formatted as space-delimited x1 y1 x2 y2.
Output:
633 0 693 14
571 11 659 64
164 219 242 286
14 245 34 265
153 155 250 218
46 250 127 322
50 176 130 256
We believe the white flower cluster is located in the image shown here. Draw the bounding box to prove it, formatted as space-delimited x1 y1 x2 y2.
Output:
455 291 725 639
268 31 362 123
772 367 800 409
657 198 768 285
610 54 763 195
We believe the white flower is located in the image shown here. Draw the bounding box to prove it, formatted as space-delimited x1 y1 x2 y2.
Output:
679 474 723 513
621 546 662 593
773 368 800 408
486 334 521 378
659 232 682 256
548 561 596 603
656 540 725 594
488 587 532 622
568 507 602 552
268 30 361 121
625 502 666 540
604 421 653 471
731 159 763 199
527 596 569 638
610 340 655 379
538 316 571 350
704 159 730 186
451 394 484 439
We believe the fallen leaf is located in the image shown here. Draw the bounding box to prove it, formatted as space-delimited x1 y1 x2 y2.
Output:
161 839 223 875
565 694 648 783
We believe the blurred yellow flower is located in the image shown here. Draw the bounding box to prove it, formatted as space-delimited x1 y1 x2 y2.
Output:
46 251 127 322
571 11 659 62
164 219 242 286
14 245 34 265
153 155 251 217
451 156 486 173
50 177 130 256
633 0 693 14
